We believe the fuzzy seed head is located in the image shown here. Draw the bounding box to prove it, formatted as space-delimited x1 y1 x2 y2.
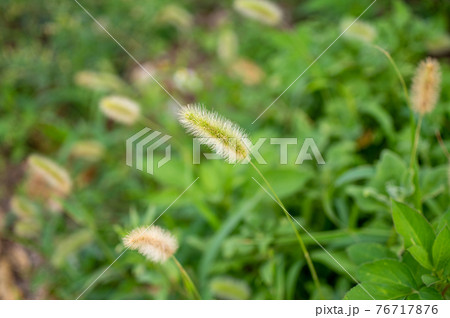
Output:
173 68 203 93
99 95 141 125
233 0 282 26
411 58 441 115
123 226 178 263
10 196 37 219
341 18 376 43
70 140 105 162
27 155 72 195
217 30 239 63
74 71 125 92
178 104 251 163
230 58 265 86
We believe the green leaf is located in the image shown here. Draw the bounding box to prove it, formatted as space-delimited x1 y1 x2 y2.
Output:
344 284 374 300
419 287 443 300
344 281 412 300
407 245 433 270
391 200 435 250
403 251 430 287
335 166 374 187
421 274 440 287
432 226 450 272
357 259 417 298
347 242 396 265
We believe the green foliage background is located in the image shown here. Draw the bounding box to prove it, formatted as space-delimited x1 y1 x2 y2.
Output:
0 0 449 299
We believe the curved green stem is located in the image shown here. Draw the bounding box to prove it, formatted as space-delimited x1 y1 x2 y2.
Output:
249 161 321 294
172 256 201 300
372 45 410 106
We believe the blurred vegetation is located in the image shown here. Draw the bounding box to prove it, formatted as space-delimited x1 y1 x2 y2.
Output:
0 0 449 299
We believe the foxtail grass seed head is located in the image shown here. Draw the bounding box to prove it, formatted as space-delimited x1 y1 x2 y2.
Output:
341 18 376 43
411 57 441 115
230 58 265 86
27 155 72 195
10 196 37 219
123 226 178 263
233 0 282 26
74 70 125 92
217 29 239 63
178 104 251 163
14 220 41 239
70 140 105 162
157 4 193 30
99 95 141 125
173 68 203 93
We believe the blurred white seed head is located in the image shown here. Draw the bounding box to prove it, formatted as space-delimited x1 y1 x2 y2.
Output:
411 57 441 115
173 68 203 93
217 29 239 63
341 18 377 43
70 140 105 162
178 104 251 163
14 220 41 239
123 226 178 263
27 155 72 195
99 95 141 125
10 196 37 219
157 4 193 30
234 0 282 26
130 62 157 86
74 71 125 92
230 58 265 86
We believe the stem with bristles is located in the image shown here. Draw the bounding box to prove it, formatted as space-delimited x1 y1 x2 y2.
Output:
249 160 322 295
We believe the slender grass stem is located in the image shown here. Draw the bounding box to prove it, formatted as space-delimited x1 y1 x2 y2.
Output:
372 44 422 209
410 115 423 169
172 256 201 300
249 160 321 294
372 45 410 106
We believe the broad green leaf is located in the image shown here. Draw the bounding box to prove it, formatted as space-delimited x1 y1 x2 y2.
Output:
432 226 450 272
421 274 440 287
419 287 443 300
344 284 373 300
402 251 430 287
391 200 435 250
407 245 433 270
347 243 396 265
344 282 412 300
335 166 375 187
358 259 417 292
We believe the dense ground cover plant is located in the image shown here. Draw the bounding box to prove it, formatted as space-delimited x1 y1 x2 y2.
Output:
0 0 449 299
